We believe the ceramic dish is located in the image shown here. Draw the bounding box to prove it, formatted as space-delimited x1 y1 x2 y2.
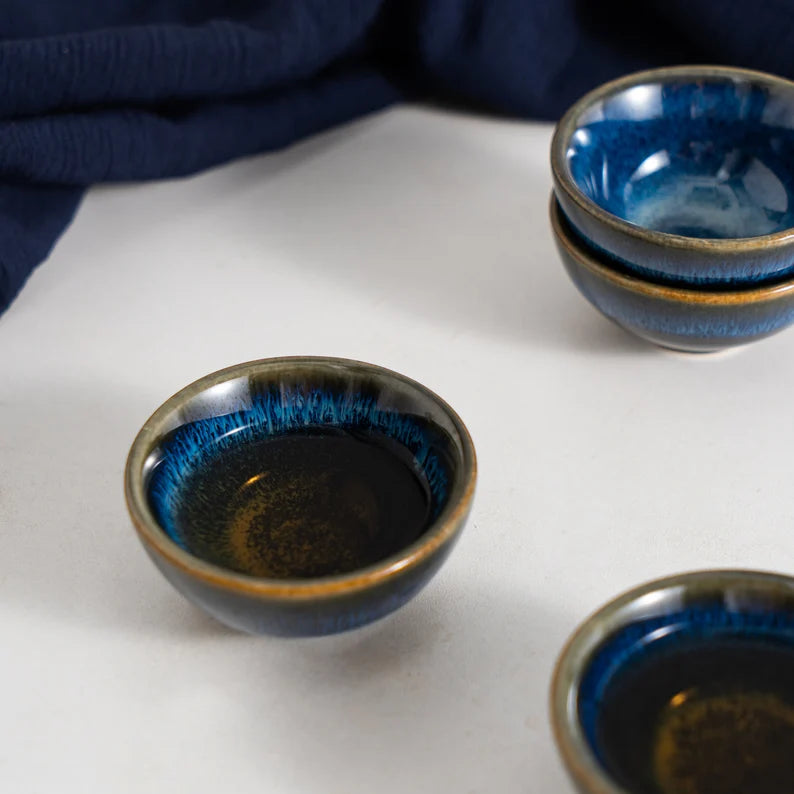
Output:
552 569 794 794
125 357 476 636
552 65 794 285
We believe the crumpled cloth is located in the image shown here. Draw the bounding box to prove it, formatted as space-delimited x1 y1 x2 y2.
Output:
2 0 791 313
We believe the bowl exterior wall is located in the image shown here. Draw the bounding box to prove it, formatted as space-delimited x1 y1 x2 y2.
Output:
141 524 463 636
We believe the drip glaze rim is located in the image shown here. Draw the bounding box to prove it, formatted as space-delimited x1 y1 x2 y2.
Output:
551 195 794 303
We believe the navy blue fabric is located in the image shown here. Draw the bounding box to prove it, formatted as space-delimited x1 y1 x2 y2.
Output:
3 0 794 313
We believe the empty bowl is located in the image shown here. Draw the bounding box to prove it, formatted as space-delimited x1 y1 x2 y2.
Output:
125 357 476 636
551 196 794 352
552 65 794 285
551 570 794 794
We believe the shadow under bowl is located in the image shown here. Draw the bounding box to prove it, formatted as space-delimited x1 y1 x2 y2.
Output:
551 65 794 285
551 569 794 794
125 356 476 637
551 196 794 353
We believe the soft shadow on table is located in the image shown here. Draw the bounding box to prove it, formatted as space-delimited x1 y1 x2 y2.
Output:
82 108 651 357
0 380 231 640
162 107 650 356
230 582 575 793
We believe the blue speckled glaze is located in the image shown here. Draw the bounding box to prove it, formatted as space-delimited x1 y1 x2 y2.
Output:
569 82 794 238
147 387 452 550
126 358 475 637
578 604 794 764
555 69 794 284
552 197 794 352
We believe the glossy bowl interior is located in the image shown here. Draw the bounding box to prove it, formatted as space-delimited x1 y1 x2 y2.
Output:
552 66 794 283
125 357 476 636
567 75 794 239
551 570 794 794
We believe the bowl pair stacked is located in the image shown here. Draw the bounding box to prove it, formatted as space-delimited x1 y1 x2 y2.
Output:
551 66 794 353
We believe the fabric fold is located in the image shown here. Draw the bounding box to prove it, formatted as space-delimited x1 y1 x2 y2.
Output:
1 0 794 315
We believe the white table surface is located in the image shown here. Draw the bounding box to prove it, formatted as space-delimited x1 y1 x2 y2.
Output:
2 105 794 793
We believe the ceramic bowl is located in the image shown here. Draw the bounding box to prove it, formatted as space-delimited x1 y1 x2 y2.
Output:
552 65 794 285
551 196 794 352
551 569 794 794
125 357 476 636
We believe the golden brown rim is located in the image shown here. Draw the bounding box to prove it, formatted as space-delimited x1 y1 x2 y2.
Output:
124 356 477 600
551 196 794 304
549 568 794 794
551 65 794 251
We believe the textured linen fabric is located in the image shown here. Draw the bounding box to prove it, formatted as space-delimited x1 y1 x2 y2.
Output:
1 0 792 313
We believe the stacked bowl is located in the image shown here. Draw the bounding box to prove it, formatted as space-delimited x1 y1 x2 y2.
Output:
551 65 794 353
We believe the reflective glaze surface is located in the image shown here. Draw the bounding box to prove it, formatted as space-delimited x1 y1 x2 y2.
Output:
151 428 434 580
569 80 794 239
552 67 794 284
551 571 794 794
125 357 476 636
146 391 453 577
551 197 794 353
584 612 794 794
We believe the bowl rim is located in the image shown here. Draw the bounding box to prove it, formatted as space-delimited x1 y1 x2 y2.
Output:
551 195 794 304
124 355 477 601
549 568 794 794
551 64 794 252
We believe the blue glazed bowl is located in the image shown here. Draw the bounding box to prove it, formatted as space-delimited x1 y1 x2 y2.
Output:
551 196 794 352
552 66 794 285
125 357 476 636
551 570 794 794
